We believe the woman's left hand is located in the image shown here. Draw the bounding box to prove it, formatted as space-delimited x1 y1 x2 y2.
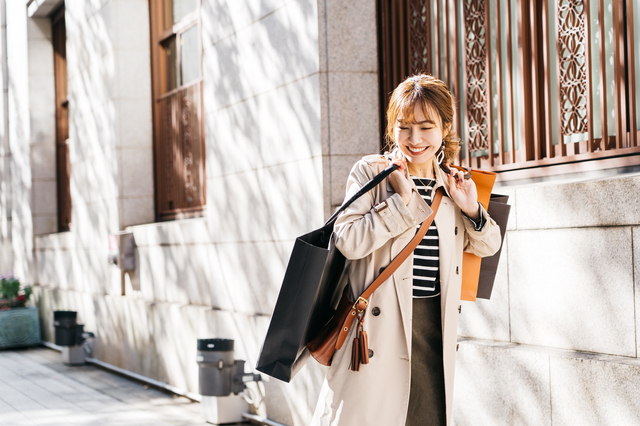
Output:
446 166 481 220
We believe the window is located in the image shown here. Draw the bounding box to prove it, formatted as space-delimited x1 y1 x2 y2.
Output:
149 0 205 220
378 0 640 180
52 5 71 231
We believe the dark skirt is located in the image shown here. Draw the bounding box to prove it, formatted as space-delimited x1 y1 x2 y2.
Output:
405 296 447 426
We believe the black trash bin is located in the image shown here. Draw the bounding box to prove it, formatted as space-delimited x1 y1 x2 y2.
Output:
196 338 235 396
54 311 77 347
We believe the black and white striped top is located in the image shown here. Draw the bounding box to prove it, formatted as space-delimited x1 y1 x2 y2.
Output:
411 176 440 298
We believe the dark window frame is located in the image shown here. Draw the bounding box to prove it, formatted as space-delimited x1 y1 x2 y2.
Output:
52 5 71 231
149 0 206 221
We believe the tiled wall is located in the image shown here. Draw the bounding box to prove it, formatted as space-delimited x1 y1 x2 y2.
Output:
455 173 640 425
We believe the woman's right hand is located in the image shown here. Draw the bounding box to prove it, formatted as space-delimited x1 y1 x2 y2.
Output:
387 157 413 205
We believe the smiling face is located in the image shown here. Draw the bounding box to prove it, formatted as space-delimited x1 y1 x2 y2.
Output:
394 102 451 165
386 75 460 171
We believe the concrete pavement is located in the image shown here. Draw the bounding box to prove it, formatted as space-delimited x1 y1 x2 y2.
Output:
0 347 208 426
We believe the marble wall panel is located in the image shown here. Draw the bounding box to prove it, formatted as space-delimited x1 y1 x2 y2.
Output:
453 341 551 426
509 227 636 357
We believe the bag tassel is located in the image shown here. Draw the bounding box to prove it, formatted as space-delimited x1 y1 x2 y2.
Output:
349 317 369 371
350 335 360 371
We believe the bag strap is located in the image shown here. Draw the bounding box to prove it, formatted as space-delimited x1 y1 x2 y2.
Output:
361 187 444 300
333 188 444 350
325 163 399 226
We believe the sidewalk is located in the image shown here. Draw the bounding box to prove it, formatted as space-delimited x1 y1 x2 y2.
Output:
0 347 208 426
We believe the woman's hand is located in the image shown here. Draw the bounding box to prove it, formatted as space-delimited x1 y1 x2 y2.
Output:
446 166 481 220
387 157 413 205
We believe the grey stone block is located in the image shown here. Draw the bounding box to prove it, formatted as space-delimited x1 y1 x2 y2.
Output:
319 71 330 155
137 243 224 308
326 0 378 72
453 341 551 426
508 227 636 356
204 74 321 178
214 239 293 315
116 99 152 148
30 143 56 180
206 157 323 243
550 356 640 426
32 216 57 236
33 181 57 216
202 1 319 112
27 16 52 42
121 197 154 228
322 154 333 220
71 158 118 205
114 0 150 51
514 174 640 230
329 154 363 206
131 217 211 247
118 148 154 198
634 227 640 358
202 0 291 49
328 72 380 156
457 238 510 342
138 245 184 304
27 39 54 77
116 48 151 101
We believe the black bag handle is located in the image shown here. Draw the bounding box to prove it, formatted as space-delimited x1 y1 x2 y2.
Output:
324 163 399 227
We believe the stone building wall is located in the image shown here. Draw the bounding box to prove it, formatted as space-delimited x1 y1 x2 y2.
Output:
3 0 640 425
454 173 640 425
0 0 380 425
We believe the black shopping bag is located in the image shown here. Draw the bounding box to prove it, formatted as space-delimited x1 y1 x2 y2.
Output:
255 223 346 382
477 194 511 299
256 163 399 382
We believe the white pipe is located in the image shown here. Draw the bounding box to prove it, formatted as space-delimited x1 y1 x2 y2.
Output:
40 342 289 426
242 413 290 426
41 341 201 401
84 357 203 402
41 340 63 351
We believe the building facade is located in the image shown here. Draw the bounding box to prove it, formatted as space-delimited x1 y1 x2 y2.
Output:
0 0 639 425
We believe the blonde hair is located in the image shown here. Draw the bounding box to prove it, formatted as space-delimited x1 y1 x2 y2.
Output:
385 74 460 164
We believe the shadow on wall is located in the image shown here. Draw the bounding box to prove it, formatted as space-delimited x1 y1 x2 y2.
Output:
201 0 324 250
7 7 35 282
507 226 634 358
453 343 552 425
32 0 328 424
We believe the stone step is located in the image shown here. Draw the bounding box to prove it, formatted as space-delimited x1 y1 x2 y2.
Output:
453 338 640 426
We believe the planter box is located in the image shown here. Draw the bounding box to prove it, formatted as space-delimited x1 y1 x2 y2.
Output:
0 307 41 349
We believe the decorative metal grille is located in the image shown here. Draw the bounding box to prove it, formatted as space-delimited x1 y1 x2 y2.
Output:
182 96 194 203
557 0 589 136
156 82 203 218
409 0 430 74
464 0 489 153
163 96 174 207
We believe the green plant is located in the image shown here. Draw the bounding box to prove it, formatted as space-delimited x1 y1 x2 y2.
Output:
0 274 32 310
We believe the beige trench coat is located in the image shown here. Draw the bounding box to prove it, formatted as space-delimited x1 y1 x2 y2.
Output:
311 155 501 426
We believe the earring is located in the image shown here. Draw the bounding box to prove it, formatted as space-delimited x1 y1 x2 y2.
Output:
436 139 445 165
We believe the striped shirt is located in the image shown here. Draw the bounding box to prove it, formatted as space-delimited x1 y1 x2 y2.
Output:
411 176 440 298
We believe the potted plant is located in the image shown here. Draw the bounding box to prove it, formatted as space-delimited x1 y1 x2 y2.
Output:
0 274 41 349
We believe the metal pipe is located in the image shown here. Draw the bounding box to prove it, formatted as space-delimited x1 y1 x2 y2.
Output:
41 342 289 426
84 357 203 402
42 341 201 401
41 340 63 352
242 413 290 426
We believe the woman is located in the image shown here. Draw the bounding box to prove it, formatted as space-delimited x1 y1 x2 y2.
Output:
311 75 501 426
